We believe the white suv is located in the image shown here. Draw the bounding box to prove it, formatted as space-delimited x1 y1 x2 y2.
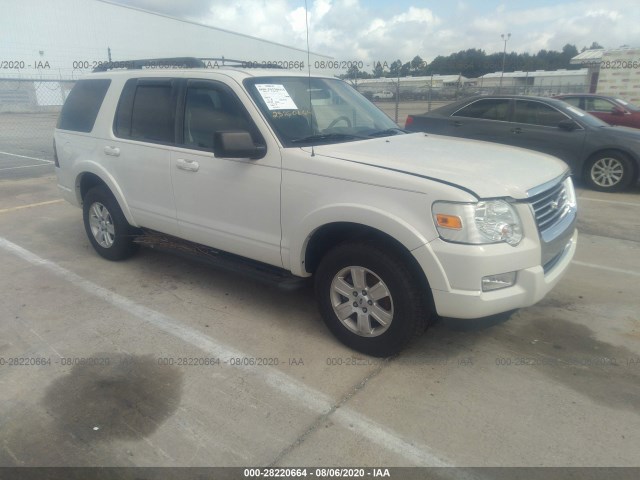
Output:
54 59 577 356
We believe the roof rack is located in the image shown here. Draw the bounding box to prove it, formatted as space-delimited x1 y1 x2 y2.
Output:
92 57 206 72
200 57 284 69
92 56 283 72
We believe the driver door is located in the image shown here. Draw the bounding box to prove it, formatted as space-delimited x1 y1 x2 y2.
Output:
170 79 283 267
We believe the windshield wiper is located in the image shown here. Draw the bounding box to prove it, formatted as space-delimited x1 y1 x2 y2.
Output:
367 127 408 137
290 133 365 144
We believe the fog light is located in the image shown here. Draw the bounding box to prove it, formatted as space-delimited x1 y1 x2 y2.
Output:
482 272 517 292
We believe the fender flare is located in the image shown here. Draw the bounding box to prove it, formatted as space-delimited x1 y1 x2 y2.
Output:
287 203 435 277
73 162 138 227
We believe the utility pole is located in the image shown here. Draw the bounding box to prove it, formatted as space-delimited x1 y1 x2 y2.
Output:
499 33 511 93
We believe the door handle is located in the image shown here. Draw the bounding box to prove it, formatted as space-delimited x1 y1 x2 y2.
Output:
103 146 120 157
511 127 523 134
452 120 462 127
176 158 200 172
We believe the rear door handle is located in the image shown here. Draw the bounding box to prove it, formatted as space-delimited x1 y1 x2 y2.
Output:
176 158 200 172
452 120 463 127
511 127 523 134
103 146 120 157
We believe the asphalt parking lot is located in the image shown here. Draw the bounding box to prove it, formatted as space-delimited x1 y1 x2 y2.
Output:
1 125 639 473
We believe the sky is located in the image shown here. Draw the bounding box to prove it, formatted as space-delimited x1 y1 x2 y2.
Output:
114 0 640 63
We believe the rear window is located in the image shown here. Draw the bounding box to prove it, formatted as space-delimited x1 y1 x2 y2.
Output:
57 79 111 132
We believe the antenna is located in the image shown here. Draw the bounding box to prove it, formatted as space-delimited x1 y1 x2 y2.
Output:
304 0 315 156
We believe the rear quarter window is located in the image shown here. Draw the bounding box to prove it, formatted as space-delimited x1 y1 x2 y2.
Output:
56 79 111 132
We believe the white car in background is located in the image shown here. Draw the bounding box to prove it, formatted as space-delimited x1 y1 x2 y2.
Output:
373 90 394 100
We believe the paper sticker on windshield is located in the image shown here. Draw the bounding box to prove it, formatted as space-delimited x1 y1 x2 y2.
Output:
255 84 298 110
565 106 585 117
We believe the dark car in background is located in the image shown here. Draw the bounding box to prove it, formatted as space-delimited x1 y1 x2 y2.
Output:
555 94 640 129
405 95 640 192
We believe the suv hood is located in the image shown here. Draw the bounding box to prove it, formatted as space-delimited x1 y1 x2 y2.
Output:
312 133 568 199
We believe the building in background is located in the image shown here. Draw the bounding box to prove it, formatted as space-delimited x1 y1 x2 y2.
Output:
353 75 471 100
0 0 332 111
477 69 589 95
571 47 640 104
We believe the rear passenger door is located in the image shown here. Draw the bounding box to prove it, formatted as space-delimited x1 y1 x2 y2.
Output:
170 79 283 267
110 78 179 235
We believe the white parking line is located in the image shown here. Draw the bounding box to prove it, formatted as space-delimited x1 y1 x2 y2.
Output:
572 260 640 278
0 163 54 172
578 197 640 207
0 236 454 467
0 151 54 164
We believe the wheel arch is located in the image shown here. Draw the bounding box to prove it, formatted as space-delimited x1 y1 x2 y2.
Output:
299 221 436 314
74 165 137 226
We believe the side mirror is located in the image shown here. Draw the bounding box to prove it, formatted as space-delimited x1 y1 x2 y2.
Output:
558 119 578 131
213 131 266 159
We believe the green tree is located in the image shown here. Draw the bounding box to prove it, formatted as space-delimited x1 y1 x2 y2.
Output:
389 59 402 77
372 61 385 78
410 55 426 75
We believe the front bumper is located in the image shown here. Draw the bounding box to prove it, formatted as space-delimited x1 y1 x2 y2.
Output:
414 230 577 319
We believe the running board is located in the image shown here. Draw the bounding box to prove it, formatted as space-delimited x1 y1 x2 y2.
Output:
134 231 309 291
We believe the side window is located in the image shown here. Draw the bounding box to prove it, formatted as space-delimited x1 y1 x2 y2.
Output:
182 82 259 151
561 97 582 109
513 101 568 127
453 99 510 121
586 98 616 112
57 79 110 132
114 79 176 144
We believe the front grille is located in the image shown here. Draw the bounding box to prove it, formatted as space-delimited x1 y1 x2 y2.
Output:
530 180 571 232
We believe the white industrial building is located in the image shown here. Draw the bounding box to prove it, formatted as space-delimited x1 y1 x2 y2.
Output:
477 69 589 94
353 75 471 99
0 0 331 80
0 0 333 111
571 47 640 104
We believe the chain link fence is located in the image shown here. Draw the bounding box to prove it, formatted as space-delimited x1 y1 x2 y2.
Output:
350 78 589 125
0 79 74 166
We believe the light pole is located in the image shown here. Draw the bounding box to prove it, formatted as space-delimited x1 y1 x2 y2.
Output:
499 33 511 93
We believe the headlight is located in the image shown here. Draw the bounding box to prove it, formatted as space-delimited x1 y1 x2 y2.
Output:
432 199 523 246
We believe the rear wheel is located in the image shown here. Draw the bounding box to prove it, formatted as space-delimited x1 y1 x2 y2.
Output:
584 151 634 192
83 186 138 261
315 241 430 357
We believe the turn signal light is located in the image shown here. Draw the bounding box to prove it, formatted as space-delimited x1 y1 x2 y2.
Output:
435 214 462 230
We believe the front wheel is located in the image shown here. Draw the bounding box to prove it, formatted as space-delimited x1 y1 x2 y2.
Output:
315 241 430 357
83 186 139 261
584 151 635 192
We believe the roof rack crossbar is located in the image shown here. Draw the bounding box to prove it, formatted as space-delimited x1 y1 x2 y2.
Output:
199 57 284 69
91 56 287 72
92 57 206 72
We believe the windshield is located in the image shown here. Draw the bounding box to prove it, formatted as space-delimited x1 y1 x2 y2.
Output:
613 98 640 111
559 103 610 128
244 76 401 146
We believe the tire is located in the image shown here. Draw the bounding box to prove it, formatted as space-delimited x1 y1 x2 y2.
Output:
583 150 635 192
315 241 431 357
82 185 139 261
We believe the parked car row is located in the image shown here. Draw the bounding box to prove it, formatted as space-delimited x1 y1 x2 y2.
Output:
554 94 640 129
405 95 640 192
